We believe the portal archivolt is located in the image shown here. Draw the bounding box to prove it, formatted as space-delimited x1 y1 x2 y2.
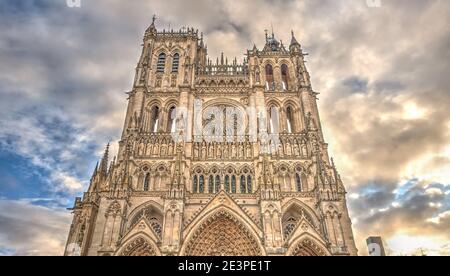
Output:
119 236 158 256
183 211 263 256
289 238 328 256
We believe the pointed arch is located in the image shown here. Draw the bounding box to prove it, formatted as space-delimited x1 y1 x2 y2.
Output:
199 175 205 193
265 64 274 91
181 206 265 256
231 175 237 193
172 53 180 73
286 105 295 133
149 105 160 133
208 175 215 194
268 105 280 134
167 105 177 133
286 234 330 256
193 175 198 193
117 235 161 256
281 63 289 91
224 175 230 192
128 204 163 240
143 173 151 191
156 53 166 73
281 200 321 239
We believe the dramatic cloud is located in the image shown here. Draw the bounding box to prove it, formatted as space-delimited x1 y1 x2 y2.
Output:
0 199 72 256
0 0 448 255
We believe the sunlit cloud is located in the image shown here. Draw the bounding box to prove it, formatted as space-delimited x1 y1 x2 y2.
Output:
0 0 449 255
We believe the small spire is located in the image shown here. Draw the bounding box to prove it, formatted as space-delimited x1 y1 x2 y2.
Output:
264 29 268 41
108 156 116 177
145 14 157 36
100 143 110 175
91 161 99 180
200 32 204 47
271 22 275 38
290 30 300 47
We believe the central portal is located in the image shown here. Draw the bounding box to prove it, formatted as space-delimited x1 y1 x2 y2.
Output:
183 211 263 256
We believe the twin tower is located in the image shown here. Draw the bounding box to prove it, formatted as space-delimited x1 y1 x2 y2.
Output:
64 17 358 256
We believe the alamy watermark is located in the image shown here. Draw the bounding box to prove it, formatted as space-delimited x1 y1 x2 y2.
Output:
66 0 81 8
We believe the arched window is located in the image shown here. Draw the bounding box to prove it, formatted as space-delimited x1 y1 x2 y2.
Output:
286 106 294 134
167 106 176 133
215 175 221 193
247 175 252 193
265 64 274 91
172 53 180 73
231 176 237 193
283 217 297 239
199 175 205 193
225 175 230 193
157 53 166 73
301 174 308 192
150 106 160 133
281 64 289 91
296 173 302 192
240 175 246 194
208 175 214 194
269 106 279 134
143 173 150 191
193 175 198 193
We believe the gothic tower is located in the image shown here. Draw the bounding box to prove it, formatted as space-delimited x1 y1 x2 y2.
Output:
64 18 358 256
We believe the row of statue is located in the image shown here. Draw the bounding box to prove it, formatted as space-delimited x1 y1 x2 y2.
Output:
135 140 176 157
132 140 309 159
193 141 254 160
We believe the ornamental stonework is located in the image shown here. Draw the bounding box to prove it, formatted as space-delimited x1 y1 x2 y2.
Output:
64 18 358 256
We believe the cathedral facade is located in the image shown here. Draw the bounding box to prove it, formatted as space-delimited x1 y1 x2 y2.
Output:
64 18 358 256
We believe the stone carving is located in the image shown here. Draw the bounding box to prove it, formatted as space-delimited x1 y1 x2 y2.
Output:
64 20 357 257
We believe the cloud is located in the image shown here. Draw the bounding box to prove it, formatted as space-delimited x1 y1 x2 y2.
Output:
0 199 71 256
349 179 450 255
0 0 449 255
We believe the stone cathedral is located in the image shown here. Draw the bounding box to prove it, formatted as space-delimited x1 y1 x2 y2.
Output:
64 18 358 256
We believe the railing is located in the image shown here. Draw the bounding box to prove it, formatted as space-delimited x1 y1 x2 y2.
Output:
197 64 248 76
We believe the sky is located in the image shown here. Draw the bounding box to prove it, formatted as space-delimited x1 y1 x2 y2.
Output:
0 0 449 256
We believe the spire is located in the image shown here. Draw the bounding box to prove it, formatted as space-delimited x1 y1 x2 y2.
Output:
290 30 301 53
109 156 116 171
271 22 275 39
290 30 300 46
145 14 157 37
108 156 116 180
91 161 99 180
264 26 280 51
315 152 325 187
331 157 342 181
200 32 204 47
99 143 110 175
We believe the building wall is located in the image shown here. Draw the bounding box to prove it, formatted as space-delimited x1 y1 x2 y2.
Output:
64 20 358 256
